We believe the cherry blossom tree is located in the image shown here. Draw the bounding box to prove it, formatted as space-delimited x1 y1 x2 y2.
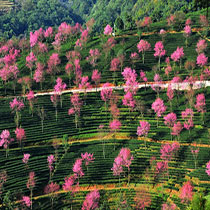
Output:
26 171 35 209
141 17 152 31
73 158 84 182
181 108 194 133
81 152 95 171
79 76 92 102
167 14 176 30
154 41 166 71
137 40 151 64
191 147 199 169
111 148 133 184
167 84 174 111
48 155 55 181
179 181 194 204
110 57 120 84
26 90 35 116
171 47 184 71
15 127 25 148
10 98 24 127
82 190 100 210
18 76 32 96
151 74 163 98
0 130 14 157
23 153 30 169
101 83 113 117
159 29 167 42
26 52 37 78
160 142 180 161
137 121 150 148
34 63 45 90
171 121 183 141
197 53 208 67
122 91 136 112
47 53 61 76
22 196 31 208
196 39 207 54
104 25 113 35
151 98 167 127
183 25 191 47
103 37 116 58
44 182 60 210
86 49 101 67
54 77 67 108
91 69 101 91
206 160 210 176
195 93 206 123
68 93 83 128
110 119 122 150
164 112 177 140
130 52 139 68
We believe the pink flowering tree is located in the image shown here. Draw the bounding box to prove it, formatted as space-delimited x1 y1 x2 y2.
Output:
196 39 207 54
171 46 184 71
160 142 180 178
22 196 31 208
48 155 55 181
82 190 100 210
167 14 176 30
137 121 150 148
10 98 24 127
181 108 194 133
195 93 206 124
23 153 30 169
44 182 60 210
103 37 116 58
15 127 25 148
100 83 113 118
86 49 101 67
191 147 199 169
47 53 61 76
68 93 83 128
26 52 37 78
62 175 78 209
151 74 163 98
104 25 113 35
137 40 151 64
167 84 174 111
110 57 120 84
206 160 210 176
179 181 194 204
154 41 166 71
122 91 136 115
141 17 152 31
110 119 122 150
171 122 183 141
183 25 191 47
26 171 35 209
111 148 133 185
79 76 92 102
159 29 167 42
197 53 208 68
122 67 139 95
164 112 177 140
18 76 32 96
34 63 45 90
151 98 167 127
81 152 95 171
91 69 101 91
26 90 35 116
73 158 84 183
54 77 67 108
130 52 139 68
0 130 14 157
